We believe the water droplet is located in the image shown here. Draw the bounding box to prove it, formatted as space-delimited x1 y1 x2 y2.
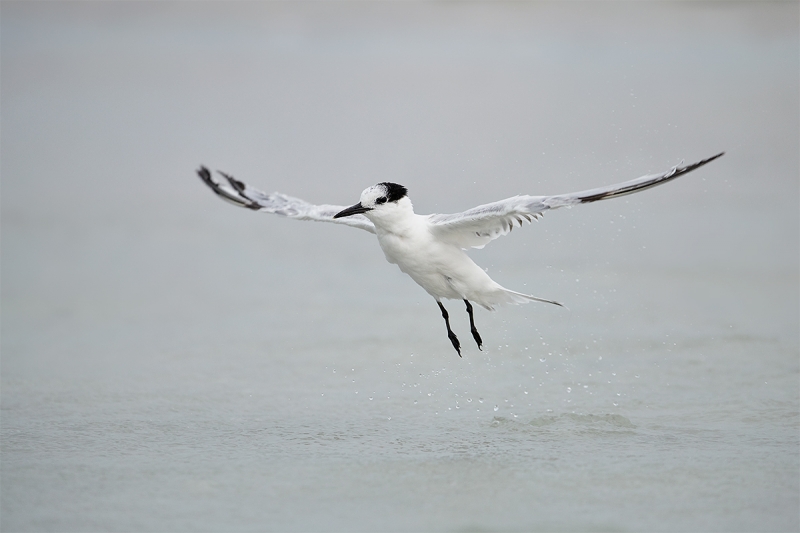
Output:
567 387 572 393
494 405 499 412
467 398 473 403
413 400 417 405
478 398 484 403
524 391 528 395
369 397 373 401
540 358 546 362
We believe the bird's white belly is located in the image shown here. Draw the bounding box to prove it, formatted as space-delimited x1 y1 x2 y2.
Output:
376 229 498 303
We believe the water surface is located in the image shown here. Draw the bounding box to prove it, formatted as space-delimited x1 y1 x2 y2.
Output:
2 2 798 531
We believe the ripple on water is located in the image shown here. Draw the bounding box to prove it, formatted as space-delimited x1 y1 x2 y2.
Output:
491 413 636 430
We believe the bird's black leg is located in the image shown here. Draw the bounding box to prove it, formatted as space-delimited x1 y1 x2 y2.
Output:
437 301 461 357
464 300 483 350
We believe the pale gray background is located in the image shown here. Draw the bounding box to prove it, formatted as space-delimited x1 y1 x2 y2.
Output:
2 2 798 532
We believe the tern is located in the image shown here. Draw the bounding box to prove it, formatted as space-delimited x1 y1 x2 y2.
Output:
198 152 723 356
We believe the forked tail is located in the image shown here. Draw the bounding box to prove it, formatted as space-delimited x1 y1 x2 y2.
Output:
501 288 565 308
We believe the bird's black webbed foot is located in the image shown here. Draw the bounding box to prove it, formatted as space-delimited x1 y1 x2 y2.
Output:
437 301 461 357
464 299 483 350
448 330 461 356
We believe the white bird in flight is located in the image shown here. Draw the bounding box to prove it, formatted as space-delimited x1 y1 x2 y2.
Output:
198 152 723 356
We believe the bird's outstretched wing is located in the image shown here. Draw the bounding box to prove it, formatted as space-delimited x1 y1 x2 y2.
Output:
427 152 724 250
197 167 376 234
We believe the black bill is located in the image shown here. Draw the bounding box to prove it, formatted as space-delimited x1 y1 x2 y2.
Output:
333 202 372 218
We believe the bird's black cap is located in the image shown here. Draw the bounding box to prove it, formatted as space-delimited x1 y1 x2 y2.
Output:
379 182 408 203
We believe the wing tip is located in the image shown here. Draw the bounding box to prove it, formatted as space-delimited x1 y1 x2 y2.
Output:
674 150 725 176
196 166 261 210
700 151 725 165
197 165 211 180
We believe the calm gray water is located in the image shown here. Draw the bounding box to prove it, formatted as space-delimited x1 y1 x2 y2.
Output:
2 2 798 532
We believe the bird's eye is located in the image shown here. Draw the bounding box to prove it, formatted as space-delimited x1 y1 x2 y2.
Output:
376 197 387 205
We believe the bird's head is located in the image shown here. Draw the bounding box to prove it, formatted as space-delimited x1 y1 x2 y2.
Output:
333 182 411 220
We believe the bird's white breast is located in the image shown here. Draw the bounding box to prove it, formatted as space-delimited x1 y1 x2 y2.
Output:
367 206 498 302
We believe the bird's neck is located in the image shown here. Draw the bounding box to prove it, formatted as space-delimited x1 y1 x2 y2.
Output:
368 197 419 235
